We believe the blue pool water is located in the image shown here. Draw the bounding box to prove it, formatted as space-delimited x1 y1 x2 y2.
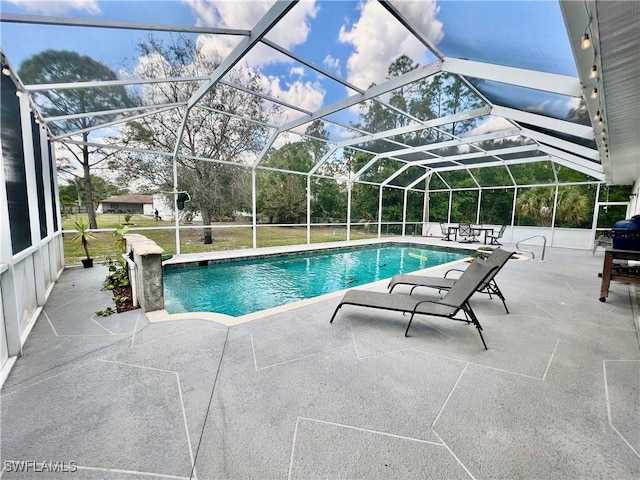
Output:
163 245 468 316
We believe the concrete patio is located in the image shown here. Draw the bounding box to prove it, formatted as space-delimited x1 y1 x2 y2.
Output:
1 241 639 479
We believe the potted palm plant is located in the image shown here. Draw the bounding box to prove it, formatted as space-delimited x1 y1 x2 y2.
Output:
72 218 96 268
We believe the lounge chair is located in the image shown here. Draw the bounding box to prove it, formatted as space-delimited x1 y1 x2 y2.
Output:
458 223 477 243
330 260 499 349
486 225 507 245
387 248 514 313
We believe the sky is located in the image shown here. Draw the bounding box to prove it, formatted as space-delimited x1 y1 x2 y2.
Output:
0 0 579 142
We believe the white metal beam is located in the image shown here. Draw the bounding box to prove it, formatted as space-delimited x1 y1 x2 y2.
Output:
383 128 522 158
276 60 444 134
308 146 339 176
538 144 604 176
195 105 279 130
338 106 491 149
491 105 595 140
186 2 296 110
52 104 182 140
520 128 599 160
412 144 539 167
351 154 382 181
253 60 444 166
0 12 250 35
45 101 186 122
433 155 552 172
24 76 208 92
551 157 605 180
443 58 582 97
378 1 444 60
219 79 311 115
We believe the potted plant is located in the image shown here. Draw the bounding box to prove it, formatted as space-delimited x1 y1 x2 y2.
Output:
72 218 96 268
473 246 495 260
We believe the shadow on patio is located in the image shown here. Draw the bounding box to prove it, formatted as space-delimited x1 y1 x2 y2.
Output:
2 245 639 479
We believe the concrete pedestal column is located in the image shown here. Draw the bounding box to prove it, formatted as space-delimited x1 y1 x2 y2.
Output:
125 234 164 312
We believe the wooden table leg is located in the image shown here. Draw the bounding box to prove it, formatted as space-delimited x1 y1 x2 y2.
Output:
600 251 613 301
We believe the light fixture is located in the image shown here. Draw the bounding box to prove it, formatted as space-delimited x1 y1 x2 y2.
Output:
590 64 598 79
581 33 591 49
593 110 600 121
591 87 598 99
629 193 637 199
1 65 10 76
15 89 24 98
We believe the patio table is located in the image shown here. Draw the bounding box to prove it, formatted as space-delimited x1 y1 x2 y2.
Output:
599 246 640 301
472 226 494 244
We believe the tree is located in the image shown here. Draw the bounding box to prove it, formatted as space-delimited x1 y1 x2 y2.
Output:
258 142 313 223
19 50 136 229
114 35 275 244
350 57 485 224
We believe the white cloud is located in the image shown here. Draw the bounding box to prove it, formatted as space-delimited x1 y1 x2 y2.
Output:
290 66 305 78
183 0 318 66
338 0 443 89
458 116 517 153
259 75 325 124
323 54 340 73
7 0 99 14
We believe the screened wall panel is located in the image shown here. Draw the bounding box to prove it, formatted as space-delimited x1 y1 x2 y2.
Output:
555 185 597 228
515 186 556 226
450 191 479 223
31 113 47 239
479 188 514 225
1 75 31 254
48 141 59 232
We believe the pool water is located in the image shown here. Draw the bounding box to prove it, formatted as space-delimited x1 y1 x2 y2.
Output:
163 245 468 316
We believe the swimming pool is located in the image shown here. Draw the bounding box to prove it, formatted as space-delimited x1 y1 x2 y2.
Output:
163 244 469 317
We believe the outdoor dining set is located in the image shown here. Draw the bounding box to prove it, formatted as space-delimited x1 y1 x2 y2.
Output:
439 222 507 245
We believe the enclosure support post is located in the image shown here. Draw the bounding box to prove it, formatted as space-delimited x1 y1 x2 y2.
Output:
346 181 352 241
591 183 602 237
510 186 518 243
171 110 189 256
252 168 257 249
402 188 408 236
377 186 383 239
306 175 311 245
447 190 452 223
550 184 559 246
476 189 482 225
423 188 429 236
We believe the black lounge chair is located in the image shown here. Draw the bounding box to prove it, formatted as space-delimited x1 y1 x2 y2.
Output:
388 248 514 313
330 260 500 349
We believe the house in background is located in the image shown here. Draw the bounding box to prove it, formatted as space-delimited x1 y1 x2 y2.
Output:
97 194 154 215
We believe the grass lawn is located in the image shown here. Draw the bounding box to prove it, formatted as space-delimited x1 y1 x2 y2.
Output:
62 213 386 265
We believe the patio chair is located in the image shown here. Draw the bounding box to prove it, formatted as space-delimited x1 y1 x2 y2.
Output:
458 223 477 243
592 230 612 256
388 248 514 313
439 222 452 241
330 260 499 349
486 225 507 245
